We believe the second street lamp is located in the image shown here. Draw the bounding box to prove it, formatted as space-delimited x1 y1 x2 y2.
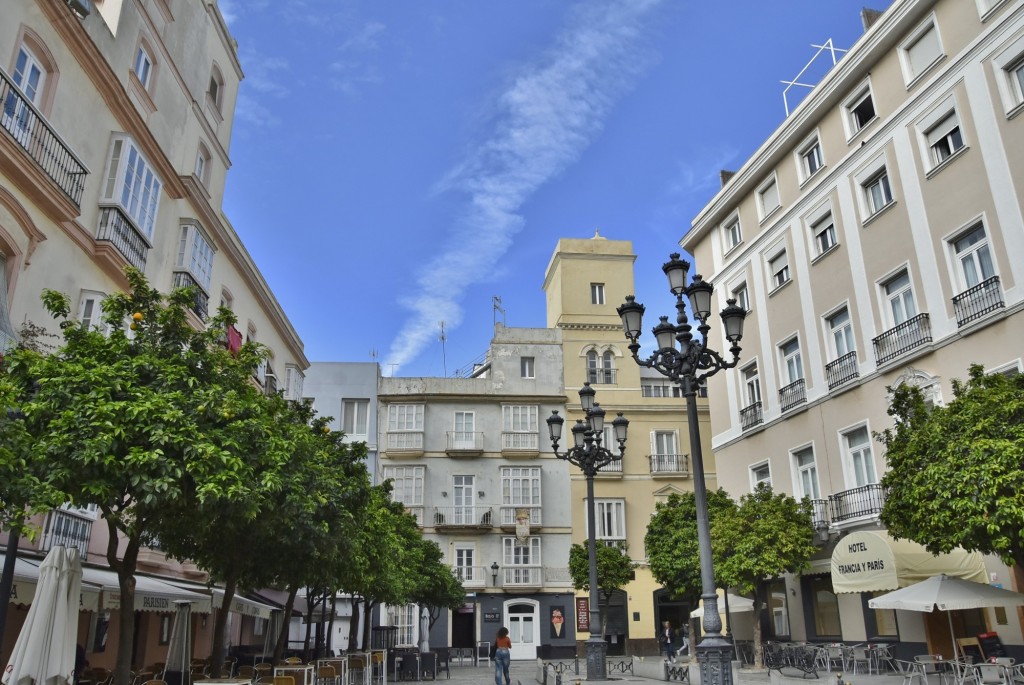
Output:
617 253 746 685
546 384 628 681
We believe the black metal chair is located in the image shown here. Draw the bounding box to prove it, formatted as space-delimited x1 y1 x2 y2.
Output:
398 653 419 681
419 653 437 681
430 649 450 680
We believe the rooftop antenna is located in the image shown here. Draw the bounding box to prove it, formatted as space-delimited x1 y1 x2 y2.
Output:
439 321 447 377
493 296 506 327
781 39 849 116
387 363 398 377
369 348 378 361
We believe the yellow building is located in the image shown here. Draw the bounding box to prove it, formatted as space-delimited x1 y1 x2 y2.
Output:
543 233 716 655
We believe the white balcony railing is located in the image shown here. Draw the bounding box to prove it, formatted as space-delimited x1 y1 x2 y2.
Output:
502 566 542 587
387 432 424 450
500 505 541 527
501 432 539 451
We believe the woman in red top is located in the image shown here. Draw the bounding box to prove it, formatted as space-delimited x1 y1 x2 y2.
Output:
494 626 512 685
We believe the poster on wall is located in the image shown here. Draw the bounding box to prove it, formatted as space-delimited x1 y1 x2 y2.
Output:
576 598 589 632
550 606 565 638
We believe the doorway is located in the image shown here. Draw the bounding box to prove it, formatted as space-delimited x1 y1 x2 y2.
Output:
504 600 538 660
452 608 475 649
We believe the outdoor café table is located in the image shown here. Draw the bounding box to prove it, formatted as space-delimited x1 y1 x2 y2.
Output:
316 658 349 685
275 664 316 685
915 656 952 685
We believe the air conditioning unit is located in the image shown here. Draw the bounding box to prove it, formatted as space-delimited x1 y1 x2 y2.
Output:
66 0 93 18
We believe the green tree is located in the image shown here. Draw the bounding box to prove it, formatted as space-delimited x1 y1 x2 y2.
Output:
568 542 636 638
712 483 815 666
5 270 270 685
878 364 1024 570
644 490 737 604
408 536 466 630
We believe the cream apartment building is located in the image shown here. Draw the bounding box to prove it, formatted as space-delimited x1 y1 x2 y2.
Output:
2 0 306 667
543 235 717 656
682 0 1024 659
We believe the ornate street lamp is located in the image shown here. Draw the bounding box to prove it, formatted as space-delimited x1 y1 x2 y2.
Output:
617 253 746 685
547 385 628 681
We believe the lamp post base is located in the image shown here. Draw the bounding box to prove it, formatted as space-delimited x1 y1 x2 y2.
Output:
696 635 735 685
584 636 608 680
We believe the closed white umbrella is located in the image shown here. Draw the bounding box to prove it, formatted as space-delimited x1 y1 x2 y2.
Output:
869 574 1024 657
3 546 81 685
164 601 193 685
419 607 430 653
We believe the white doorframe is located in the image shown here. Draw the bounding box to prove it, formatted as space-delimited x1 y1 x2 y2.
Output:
502 598 538 660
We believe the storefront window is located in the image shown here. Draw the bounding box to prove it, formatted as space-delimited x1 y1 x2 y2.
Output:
868 591 898 637
767 578 791 638
808 575 842 638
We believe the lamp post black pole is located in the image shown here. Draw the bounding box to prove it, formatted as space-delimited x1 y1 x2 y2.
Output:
617 253 746 685
547 386 628 681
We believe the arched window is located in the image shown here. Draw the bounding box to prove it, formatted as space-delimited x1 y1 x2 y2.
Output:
602 350 615 384
8 27 59 116
194 143 211 185
585 348 617 385
207 64 224 111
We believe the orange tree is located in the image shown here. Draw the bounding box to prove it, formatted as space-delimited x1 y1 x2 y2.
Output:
4 269 278 685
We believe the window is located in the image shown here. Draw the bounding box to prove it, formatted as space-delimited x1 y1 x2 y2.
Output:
503 405 538 436
342 399 369 438
586 349 615 384
78 290 108 333
925 112 964 166
176 223 214 291
220 287 233 311
846 86 876 136
591 283 605 305
827 307 855 358
652 430 677 457
844 426 877 486
133 44 153 89
808 575 841 638
194 144 211 185
732 282 749 312
101 135 163 238
768 250 790 289
1016 60 1024 99
742 363 761 406
758 178 780 219
503 536 541 569
641 380 681 398
592 499 625 543
901 21 942 83
991 36 1024 115
811 213 836 255
11 45 46 108
386 604 417 646
452 411 475 448
382 466 424 506
501 467 541 525
953 224 995 289
159 615 172 645
387 404 424 449
884 271 917 325
751 462 771 489
800 138 823 179
863 170 893 215
284 364 304 401
780 338 803 384
723 217 742 251
208 66 224 111
520 356 535 378
793 447 819 500
453 544 476 583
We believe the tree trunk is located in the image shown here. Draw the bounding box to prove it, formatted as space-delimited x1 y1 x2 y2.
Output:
751 586 764 669
327 595 337 656
209 575 238 677
362 601 378 651
274 586 300 664
108 520 140 685
348 599 361 654
303 589 316 660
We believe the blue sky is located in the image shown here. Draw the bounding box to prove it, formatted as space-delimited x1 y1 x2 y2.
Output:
218 0 891 378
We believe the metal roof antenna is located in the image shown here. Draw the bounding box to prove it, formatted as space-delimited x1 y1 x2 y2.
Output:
780 38 849 116
439 321 447 377
493 296 506 327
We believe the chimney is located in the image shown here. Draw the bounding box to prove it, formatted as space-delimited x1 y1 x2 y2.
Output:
719 170 736 188
861 7 885 32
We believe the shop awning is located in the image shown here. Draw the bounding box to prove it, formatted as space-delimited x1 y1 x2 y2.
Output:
1 553 100 611
212 589 275 620
830 530 987 594
80 567 212 613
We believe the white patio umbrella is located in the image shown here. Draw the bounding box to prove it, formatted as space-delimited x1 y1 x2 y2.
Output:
2 546 82 685
869 574 1024 657
690 593 755 618
419 607 431 653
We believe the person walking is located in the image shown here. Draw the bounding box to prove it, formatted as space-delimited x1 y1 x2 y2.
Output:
493 626 512 685
660 620 677 663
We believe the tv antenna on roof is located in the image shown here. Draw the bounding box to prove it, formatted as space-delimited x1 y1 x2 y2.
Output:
493 296 506 326
439 321 447 377
781 39 849 116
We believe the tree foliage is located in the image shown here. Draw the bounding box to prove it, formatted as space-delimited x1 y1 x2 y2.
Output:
878 364 1024 569
568 541 636 637
644 490 737 603
408 536 466 629
712 483 815 666
3 270 275 685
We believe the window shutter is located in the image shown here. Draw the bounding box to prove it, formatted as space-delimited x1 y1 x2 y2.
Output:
907 25 940 75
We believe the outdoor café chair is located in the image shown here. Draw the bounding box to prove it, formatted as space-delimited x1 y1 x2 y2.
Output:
316 665 338 685
430 649 450 679
237 666 256 683
273 676 296 685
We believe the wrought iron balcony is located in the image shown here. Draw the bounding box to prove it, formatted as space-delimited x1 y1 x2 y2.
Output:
97 206 149 271
952 276 1004 327
810 499 829 529
40 508 92 559
502 566 542 587
825 352 859 390
828 483 886 523
586 368 617 385
1 69 87 206
433 506 493 529
172 270 209 321
649 453 690 476
779 379 807 412
873 313 931 364
446 431 484 455
740 401 763 430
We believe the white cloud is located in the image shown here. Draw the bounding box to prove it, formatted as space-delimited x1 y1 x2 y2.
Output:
329 22 388 96
383 0 665 374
